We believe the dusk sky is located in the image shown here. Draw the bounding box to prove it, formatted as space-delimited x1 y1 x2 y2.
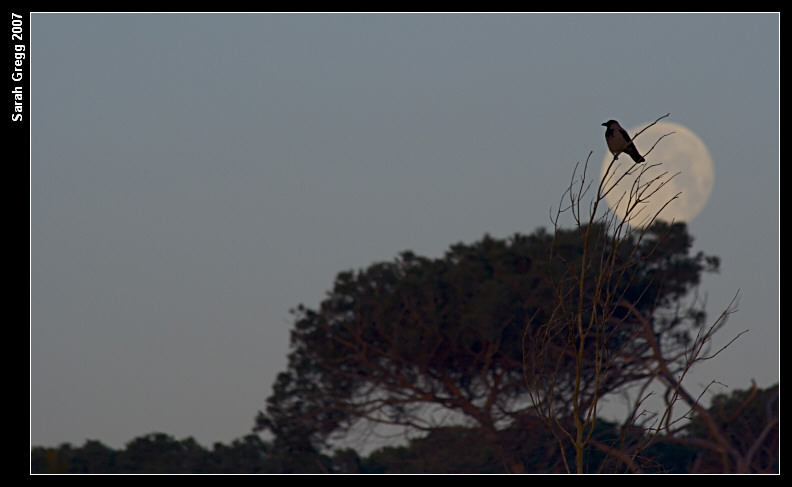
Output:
30 13 779 450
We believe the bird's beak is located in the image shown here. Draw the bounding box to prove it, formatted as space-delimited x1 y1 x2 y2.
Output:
601 122 607 126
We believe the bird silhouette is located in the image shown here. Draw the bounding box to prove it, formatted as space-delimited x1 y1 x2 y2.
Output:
602 120 645 163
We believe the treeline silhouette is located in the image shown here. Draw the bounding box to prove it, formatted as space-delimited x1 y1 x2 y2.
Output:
30 383 778 474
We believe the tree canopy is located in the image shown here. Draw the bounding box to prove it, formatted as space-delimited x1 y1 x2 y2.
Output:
256 222 719 470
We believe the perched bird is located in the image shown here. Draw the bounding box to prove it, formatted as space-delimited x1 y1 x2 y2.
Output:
602 120 645 163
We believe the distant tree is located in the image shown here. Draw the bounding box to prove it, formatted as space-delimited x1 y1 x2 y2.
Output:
261 427 334 473
115 433 210 474
674 383 779 473
31 441 116 474
70 440 117 473
359 416 569 474
360 428 506 473
31 440 118 474
201 434 269 473
30 446 54 474
31 433 277 474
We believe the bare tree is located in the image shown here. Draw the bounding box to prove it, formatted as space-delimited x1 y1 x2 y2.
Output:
523 114 756 473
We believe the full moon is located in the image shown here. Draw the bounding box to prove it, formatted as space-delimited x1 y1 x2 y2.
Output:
600 121 714 227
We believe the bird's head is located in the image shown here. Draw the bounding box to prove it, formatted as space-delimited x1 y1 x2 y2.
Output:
602 120 618 127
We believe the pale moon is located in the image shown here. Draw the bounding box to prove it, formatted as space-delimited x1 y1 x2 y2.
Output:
600 121 714 227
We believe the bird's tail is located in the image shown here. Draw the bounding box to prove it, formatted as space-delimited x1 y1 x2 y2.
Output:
626 144 645 163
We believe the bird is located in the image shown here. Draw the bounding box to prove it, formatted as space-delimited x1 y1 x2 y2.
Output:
602 120 645 163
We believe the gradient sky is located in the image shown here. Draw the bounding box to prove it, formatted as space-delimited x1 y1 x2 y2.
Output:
30 13 779 450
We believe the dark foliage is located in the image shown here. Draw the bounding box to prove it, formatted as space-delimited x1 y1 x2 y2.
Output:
31 383 778 474
682 383 779 473
256 223 718 471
